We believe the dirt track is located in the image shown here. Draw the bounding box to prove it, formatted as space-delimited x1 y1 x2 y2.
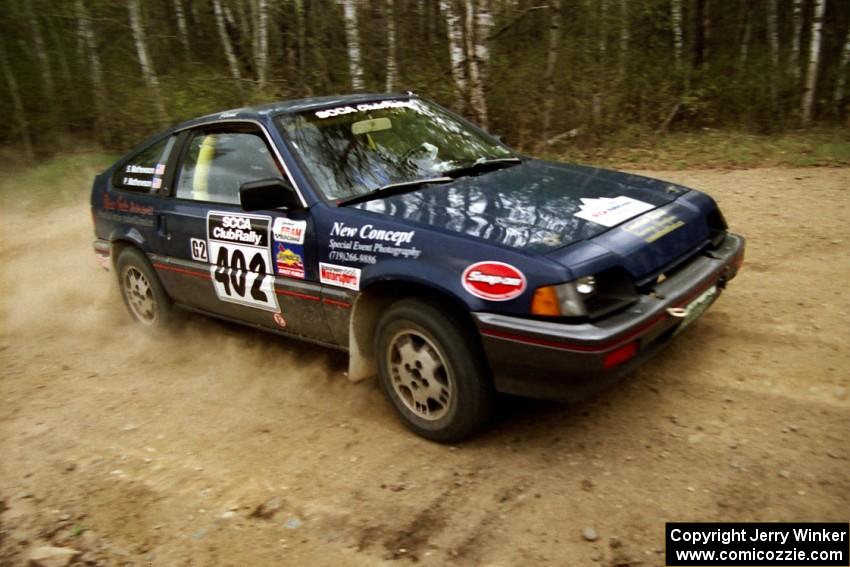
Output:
1 167 848 566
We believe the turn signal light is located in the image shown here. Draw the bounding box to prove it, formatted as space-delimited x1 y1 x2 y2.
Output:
531 286 561 316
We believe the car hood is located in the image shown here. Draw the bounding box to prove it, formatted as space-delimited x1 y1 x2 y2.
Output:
351 160 688 252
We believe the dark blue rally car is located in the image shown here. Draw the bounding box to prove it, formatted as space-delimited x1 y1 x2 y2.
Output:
91 93 744 441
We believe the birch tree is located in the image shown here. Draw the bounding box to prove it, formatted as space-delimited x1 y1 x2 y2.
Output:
671 0 683 72
0 37 34 161
45 15 73 104
801 0 826 126
834 25 850 114
541 0 562 143
767 0 779 103
212 0 243 97
25 0 55 103
466 0 491 127
341 0 365 91
593 0 608 126
789 0 803 82
618 0 629 81
75 0 107 143
127 0 167 123
474 0 493 82
441 0 466 109
385 0 397 92
173 0 191 57
738 3 751 70
695 0 710 69
294 0 306 88
255 0 269 90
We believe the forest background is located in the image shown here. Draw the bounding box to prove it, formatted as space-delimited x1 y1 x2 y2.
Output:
1 0 849 168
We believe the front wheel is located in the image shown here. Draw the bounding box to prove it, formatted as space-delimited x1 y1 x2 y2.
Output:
375 299 493 442
116 247 174 328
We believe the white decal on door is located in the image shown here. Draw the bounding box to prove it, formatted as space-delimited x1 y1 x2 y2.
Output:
207 212 279 312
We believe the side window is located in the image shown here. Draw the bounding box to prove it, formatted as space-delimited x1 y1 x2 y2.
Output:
175 131 282 205
112 136 175 193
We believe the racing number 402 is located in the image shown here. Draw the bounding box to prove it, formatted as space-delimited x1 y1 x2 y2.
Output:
213 246 268 302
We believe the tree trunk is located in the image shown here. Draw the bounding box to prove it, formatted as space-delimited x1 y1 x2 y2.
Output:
308 2 331 92
212 0 243 98
25 0 55 105
767 0 779 103
173 0 191 57
469 0 492 127
801 0 825 126
789 0 803 82
294 0 306 89
618 0 629 81
463 0 487 126
541 0 562 143
0 37 34 161
341 0 365 91
385 0 397 92
441 0 466 109
75 0 108 144
671 0 683 72
692 0 710 71
255 0 269 90
45 15 74 105
593 0 608 127
127 0 167 124
834 25 850 114
738 3 751 70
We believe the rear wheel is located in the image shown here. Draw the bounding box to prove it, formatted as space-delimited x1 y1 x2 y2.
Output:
375 299 493 442
116 247 174 328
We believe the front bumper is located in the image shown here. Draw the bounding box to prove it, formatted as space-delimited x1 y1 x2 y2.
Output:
474 233 745 401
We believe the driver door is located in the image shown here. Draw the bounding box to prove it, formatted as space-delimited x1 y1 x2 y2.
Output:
156 124 334 342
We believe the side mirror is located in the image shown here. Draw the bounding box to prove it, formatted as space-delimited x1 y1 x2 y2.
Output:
239 178 302 211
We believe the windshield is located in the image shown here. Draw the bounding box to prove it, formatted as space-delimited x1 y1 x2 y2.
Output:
277 99 513 201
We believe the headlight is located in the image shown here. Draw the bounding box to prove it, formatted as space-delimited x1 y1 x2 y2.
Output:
531 276 597 317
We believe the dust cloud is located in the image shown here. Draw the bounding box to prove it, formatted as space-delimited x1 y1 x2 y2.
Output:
0 199 348 400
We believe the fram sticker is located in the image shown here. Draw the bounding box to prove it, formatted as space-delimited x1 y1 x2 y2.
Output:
462 262 526 301
574 196 654 227
319 262 361 291
273 217 306 244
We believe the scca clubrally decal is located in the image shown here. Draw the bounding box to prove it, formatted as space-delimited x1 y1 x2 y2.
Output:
207 212 279 312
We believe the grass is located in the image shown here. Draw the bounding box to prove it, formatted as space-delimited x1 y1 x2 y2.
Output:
0 128 847 207
542 128 850 169
0 151 118 207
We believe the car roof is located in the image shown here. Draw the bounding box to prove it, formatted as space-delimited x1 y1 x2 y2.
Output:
172 92 418 132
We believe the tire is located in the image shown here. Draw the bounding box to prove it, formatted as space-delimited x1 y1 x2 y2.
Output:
116 247 174 328
374 299 494 442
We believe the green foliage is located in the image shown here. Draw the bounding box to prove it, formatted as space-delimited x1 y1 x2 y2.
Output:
0 0 848 158
545 128 850 169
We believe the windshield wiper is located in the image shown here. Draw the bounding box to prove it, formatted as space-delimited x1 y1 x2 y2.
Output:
443 156 522 178
336 176 452 206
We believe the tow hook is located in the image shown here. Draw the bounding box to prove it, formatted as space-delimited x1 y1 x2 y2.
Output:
666 307 688 318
